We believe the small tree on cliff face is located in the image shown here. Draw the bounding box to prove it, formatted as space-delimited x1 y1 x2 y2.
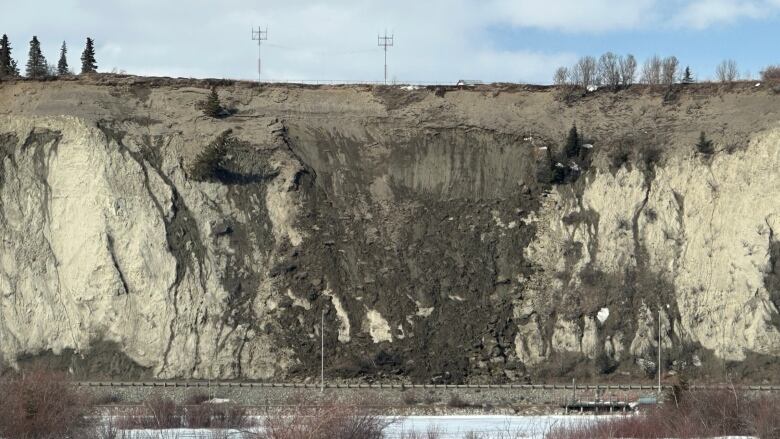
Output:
80 37 97 74
190 131 230 181
696 131 714 155
564 124 581 158
25 36 48 79
202 87 223 118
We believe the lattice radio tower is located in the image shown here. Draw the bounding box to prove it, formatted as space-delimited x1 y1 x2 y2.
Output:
377 30 394 84
252 26 268 81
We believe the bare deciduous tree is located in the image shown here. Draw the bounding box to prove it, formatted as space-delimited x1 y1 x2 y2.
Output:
641 55 662 85
619 54 637 86
575 56 597 88
598 52 621 88
553 66 569 85
662 56 679 85
569 63 582 88
716 59 739 83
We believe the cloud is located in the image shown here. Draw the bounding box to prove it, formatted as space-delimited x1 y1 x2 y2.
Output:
487 0 659 32
672 0 778 29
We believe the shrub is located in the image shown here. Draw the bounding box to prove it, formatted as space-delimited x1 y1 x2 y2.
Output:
548 387 780 439
446 393 470 408
0 368 91 439
144 396 183 429
184 390 211 405
93 392 123 405
115 396 251 430
184 402 250 429
761 65 780 82
402 390 420 405
261 401 391 439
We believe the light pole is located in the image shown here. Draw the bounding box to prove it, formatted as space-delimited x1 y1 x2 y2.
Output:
658 304 669 395
658 307 661 395
321 308 325 393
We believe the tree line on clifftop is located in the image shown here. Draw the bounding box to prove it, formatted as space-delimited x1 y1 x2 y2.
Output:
555 52 780 87
0 34 97 80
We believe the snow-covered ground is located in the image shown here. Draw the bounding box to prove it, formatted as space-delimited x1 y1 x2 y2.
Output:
386 415 602 438
111 415 607 438
102 415 760 438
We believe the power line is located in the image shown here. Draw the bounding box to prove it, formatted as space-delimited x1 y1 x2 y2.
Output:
265 43 380 56
377 30 394 84
251 25 268 81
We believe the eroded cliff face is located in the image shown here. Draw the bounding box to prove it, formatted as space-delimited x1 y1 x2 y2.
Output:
0 78 779 382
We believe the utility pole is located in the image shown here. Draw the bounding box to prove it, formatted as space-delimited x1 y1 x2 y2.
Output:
252 26 268 82
377 30 394 84
321 308 325 393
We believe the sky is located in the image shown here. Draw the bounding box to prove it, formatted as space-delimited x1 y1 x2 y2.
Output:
1 0 779 84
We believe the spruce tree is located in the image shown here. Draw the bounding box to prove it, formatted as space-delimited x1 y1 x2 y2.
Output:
57 41 69 76
696 131 714 155
25 36 48 79
564 124 581 158
80 37 97 74
0 34 19 78
682 66 693 84
203 87 223 118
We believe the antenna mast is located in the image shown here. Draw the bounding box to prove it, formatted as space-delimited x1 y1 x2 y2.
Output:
252 26 268 81
377 30 394 84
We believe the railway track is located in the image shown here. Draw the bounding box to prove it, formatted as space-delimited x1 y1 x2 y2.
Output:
73 381 780 391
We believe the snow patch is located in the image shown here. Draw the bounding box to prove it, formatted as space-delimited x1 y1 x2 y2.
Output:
416 305 435 317
597 307 610 323
287 289 311 310
365 309 392 343
397 324 405 339
266 164 304 246
204 398 231 404
323 289 351 342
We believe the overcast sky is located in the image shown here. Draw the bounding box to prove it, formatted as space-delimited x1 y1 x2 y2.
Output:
1 0 779 84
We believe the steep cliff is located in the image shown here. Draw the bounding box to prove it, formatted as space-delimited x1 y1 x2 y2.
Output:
0 77 778 383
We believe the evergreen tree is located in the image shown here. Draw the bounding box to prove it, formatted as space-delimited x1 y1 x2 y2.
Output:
696 131 714 155
25 36 48 79
0 34 19 78
80 37 97 74
203 87 223 118
564 123 581 158
57 41 69 76
682 66 694 84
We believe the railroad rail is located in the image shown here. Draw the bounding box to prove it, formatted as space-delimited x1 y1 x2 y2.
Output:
73 381 780 391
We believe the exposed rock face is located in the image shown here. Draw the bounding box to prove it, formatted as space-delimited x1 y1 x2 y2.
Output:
0 78 779 382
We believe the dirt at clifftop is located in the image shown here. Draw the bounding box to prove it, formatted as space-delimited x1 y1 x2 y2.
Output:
1 75 780 384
